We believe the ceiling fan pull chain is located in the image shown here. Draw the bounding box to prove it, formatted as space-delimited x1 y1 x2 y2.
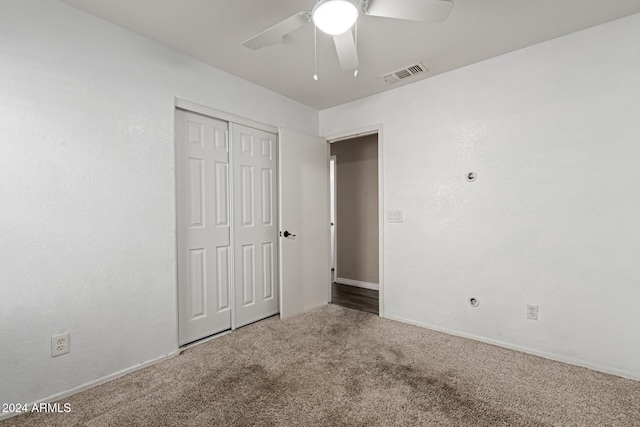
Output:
313 25 319 81
354 20 358 77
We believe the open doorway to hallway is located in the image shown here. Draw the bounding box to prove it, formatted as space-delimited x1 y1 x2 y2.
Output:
329 133 379 315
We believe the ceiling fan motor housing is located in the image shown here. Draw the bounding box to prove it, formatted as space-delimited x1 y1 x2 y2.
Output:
312 0 360 35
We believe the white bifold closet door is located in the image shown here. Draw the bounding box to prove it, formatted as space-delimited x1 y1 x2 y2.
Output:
176 110 279 345
176 109 232 345
231 123 279 328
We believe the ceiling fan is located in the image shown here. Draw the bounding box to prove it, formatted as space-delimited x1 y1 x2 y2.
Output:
243 0 454 75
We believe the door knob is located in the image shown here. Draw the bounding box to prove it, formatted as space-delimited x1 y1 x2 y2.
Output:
283 231 296 238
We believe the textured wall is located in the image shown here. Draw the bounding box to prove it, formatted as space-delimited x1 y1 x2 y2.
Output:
331 135 379 284
0 0 317 407
320 13 640 379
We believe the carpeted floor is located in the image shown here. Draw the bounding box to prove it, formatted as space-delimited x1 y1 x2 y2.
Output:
4 305 640 426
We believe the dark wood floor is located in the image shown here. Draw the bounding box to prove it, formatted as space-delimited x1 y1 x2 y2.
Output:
331 282 379 315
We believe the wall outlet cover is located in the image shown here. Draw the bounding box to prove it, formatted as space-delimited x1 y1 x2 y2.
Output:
51 333 70 357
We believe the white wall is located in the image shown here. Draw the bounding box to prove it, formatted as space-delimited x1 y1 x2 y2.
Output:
321 13 640 379
0 0 317 407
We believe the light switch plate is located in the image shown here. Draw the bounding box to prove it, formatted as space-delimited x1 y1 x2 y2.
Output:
387 210 403 222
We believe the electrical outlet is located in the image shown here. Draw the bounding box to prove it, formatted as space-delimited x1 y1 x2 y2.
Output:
51 333 70 357
527 305 538 320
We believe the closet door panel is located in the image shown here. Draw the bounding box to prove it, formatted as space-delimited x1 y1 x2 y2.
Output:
232 124 279 328
176 109 231 345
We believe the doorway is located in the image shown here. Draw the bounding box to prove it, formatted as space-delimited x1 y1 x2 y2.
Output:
329 133 379 315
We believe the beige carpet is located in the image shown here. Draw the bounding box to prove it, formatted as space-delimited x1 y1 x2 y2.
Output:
4 305 640 426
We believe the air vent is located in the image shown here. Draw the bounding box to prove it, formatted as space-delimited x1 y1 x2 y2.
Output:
381 62 428 85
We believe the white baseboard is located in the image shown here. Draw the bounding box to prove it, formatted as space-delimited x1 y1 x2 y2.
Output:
335 277 379 291
0 350 179 422
382 313 640 382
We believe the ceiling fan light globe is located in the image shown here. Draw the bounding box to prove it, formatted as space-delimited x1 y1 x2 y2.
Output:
312 0 359 35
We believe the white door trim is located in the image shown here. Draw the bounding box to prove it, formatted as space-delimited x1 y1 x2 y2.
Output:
330 155 338 290
327 127 379 142
324 124 384 318
175 98 278 134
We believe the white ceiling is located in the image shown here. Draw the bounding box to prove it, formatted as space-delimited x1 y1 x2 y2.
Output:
59 0 640 110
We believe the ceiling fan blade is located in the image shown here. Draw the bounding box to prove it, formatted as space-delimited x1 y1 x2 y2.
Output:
243 12 310 50
333 30 358 71
366 0 454 23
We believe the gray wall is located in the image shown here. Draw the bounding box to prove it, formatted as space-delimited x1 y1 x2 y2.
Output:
321 13 640 379
0 0 318 408
331 135 379 284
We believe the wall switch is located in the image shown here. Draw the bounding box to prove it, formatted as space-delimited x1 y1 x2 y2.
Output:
526 305 538 320
387 210 403 222
51 333 70 357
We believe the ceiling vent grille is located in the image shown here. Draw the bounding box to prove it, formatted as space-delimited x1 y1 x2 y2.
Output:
381 62 428 85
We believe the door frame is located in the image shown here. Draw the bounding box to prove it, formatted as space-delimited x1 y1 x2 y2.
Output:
173 98 279 344
329 154 337 295
324 124 384 317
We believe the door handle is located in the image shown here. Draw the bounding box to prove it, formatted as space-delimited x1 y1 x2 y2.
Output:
283 231 296 238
